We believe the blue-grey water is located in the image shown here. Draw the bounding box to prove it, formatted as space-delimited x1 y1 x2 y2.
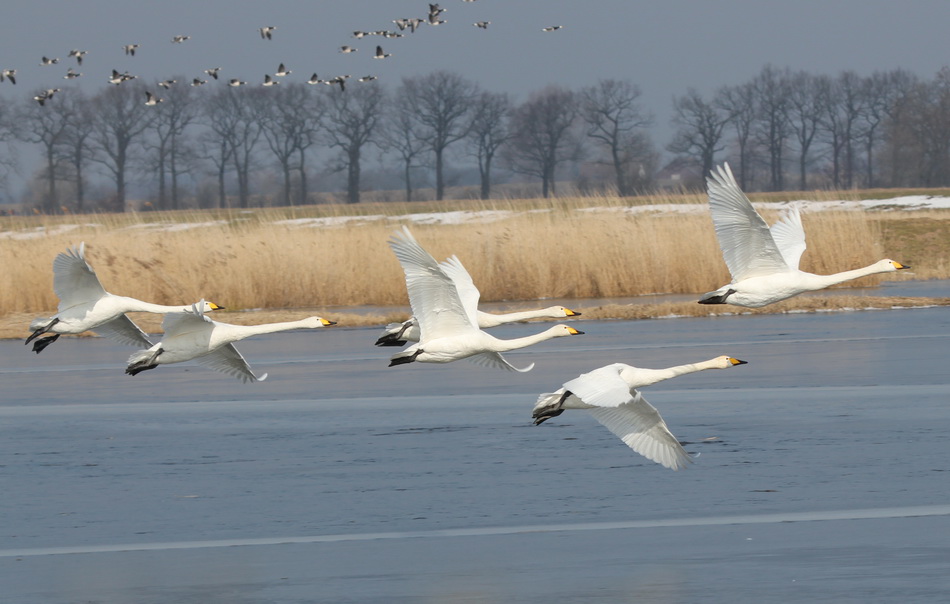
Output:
1 304 949 603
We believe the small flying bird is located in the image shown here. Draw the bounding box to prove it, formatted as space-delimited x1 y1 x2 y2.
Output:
474 21 490 29
40 56 60 66
382 31 404 38
262 74 279 87
145 91 164 106
340 45 358 53
307 73 322 85
275 63 291 77
191 78 207 87
542 25 564 32
158 79 177 89
68 49 88 65
353 31 368 39
108 69 137 85
373 45 392 59
0 69 16 85
171 35 191 43
393 17 423 33
34 88 61 106
204 67 221 80
123 43 139 56
358 75 378 82
228 78 247 87
259 25 276 40
429 3 446 16
326 75 347 91
64 68 82 79
427 13 446 25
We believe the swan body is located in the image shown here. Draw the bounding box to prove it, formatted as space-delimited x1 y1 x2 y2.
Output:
699 163 909 308
387 226 584 371
125 302 335 382
376 307 581 347
533 356 747 470
25 243 222 353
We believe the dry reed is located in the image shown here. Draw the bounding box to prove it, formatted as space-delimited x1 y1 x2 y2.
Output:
1 195 944 340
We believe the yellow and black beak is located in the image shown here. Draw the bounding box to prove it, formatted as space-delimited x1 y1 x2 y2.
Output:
209 302 224 310
892 261 910 270
564 308 582 317
321 318 337 326
567 326 584 335
729 358 748 366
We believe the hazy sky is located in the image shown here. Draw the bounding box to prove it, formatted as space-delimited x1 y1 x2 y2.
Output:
2 0 949 194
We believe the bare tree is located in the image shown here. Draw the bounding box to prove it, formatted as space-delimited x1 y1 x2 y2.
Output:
860 69 916 187
57 90 95 212
716 81 757 188
667 87 729 180
836 70 867 188
467 91 511 200
146 79 199 210
197 129 233 209
784 71 824 189
752 65 792 191
400 71 478 200
504 86 580 198
89 82 154 211
202 87 266 208
323 82 385 204
16 88 75 212
579 79 652 196
260 83 324 205
381 93 426 202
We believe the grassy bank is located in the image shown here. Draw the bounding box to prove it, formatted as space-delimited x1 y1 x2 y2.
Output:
2 192 947 340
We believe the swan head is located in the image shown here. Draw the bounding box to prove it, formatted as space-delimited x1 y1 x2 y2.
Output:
196 300 225 312
714 356 747 369
302 317 336 328
550 306 582 317
881 259 910 271
551 324 584 337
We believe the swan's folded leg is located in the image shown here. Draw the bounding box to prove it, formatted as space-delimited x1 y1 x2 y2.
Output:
389 349 423 367
698 288 735 305
532 390 570 425
25 317 58 346
125 347 164 376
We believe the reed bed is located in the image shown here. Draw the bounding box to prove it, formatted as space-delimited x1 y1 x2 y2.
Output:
1 193 946 340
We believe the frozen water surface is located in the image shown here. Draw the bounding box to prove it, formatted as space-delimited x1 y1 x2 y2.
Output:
1 306 949 603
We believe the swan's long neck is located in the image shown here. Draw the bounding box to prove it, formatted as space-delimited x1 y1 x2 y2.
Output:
229 319 320 339
489 326 565 352
630 358 724 388
808 263 891 290
117 297 195 314
480 308 555 327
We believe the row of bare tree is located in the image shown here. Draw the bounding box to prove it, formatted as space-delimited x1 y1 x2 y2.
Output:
3 64 950 213
669 65 950 191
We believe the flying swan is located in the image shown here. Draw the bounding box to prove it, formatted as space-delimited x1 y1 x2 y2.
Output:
25 243 222 353
386 226 584 371
125 301 335 382
533 356 748 470
699 163 909 308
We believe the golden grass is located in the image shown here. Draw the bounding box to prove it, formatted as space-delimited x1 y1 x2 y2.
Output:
2 191 947 341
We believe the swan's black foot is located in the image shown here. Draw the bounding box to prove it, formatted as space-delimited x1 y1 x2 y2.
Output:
25 318 58 346
31 334 60 354
126 348 163 376
389 349 422 367
125 363 157 376
532 391 571 425
698 289 736 305
375 334 408 347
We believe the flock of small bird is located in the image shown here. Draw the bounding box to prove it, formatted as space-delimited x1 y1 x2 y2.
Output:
4 2 565 104
25 164 909 470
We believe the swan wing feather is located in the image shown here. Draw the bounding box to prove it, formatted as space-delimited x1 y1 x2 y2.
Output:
388 227 476 340
562 363 636 408
92 314 153 347
586 391 691 470
52 242 107 308
194 342 266 383
707 164 789 280
438 255 480 327
161 306 214 337
467 351 535 373
769 206 807 270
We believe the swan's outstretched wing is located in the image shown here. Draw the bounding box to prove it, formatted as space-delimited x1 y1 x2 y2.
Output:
160 304 214 337
438 255 480 327
707 164 789 281
92 314 153 347
769 207 807 270
194 343 267 383
467 351 535 373
52 242 107 308
587 394 692 471
562 363 636 408
388 227 476 340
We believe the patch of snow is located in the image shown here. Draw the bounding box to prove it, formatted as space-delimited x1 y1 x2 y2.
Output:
123 221 229 232
0 224 100 240
275 215 386 228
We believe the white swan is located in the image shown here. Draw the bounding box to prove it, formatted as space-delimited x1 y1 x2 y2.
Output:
376 305 581 347
25 243 222 353
699 163 909 308
386 226 584 371
125 301 335 382
533 356 747 470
